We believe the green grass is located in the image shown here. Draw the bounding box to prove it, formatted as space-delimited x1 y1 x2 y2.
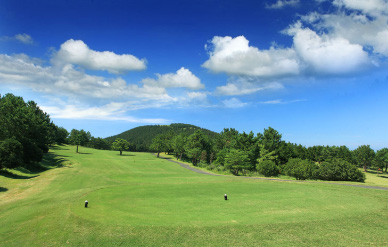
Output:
1 145 388 246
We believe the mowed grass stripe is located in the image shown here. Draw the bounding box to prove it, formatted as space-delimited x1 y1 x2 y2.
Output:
0 145 387 246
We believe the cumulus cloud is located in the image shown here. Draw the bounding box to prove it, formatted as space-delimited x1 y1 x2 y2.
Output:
285 23 370 74
0 51 211 122
142 67 204 90
202 36 300 78
300 5 388 57
333 0 388 17
0 33 34 44
266 0 300 9
0 53 173 102
204 1 388 79
53 39 146 74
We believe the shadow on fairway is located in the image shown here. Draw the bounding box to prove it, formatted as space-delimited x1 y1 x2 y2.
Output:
0 170 39 179
0 187 8 193
50 145 70 151
40 152 70 168
1 150 71 180
117 154 135 156
78 152 92 155
367 169 387 175
158 156 172 160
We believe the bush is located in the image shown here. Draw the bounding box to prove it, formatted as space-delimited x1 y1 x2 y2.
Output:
0 138 24 169
257 160 279 177
318 158 365 182
284 158 318 180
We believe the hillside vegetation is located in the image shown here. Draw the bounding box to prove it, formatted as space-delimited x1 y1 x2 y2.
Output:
105 123 218 151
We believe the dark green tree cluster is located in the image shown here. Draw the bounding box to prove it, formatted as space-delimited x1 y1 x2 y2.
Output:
106 123 218 151
0 94 65 170
67 129 110 152
150 126 382 182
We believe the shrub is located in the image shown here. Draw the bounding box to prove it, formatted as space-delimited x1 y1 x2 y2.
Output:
257 160 279 177
284 158 319 180
0 138 24 169
318 158 365 182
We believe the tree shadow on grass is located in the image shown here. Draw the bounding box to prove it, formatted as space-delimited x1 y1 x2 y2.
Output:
0 170 39 179
117 153 135 156
1 151 70 179
77 152 92 155
0 187 8 193
50 144 70 151
39 152 69 169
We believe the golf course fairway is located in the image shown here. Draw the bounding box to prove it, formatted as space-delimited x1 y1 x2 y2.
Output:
1 145 387 246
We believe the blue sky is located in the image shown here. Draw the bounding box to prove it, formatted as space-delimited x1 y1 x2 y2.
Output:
1 0 388 149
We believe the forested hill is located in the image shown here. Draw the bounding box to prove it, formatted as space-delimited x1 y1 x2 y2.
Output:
105 123 218 151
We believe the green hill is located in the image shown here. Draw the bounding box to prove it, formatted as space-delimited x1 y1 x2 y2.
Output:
105 123 218 151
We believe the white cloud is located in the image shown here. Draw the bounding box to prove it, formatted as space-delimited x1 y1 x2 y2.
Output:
0 33 34 44
202 36 300 78
53 39 146 74
286 24 370 74
222 98 248 108
333 0 388 17
0 53 173 102
216 81 284 96
300 7 388 57
204 1 388 79
187 91 208 101
142 67 204 90
41 102 170 123
15 34 34 44
0 51 210 122
259 99 305 104
266 0 300 9
183 92 210 107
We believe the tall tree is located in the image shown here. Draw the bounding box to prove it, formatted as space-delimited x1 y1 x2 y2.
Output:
89 137 110 150
172 133 186 160
0 94 55 167
68 129 91 153
375 148 388 173
261 127 282 152
236 131 259 170
68 129 82 153
185 130 209 166
54 126 69 144
354 145 375 172
150 134 164 157
224 148 250 175
257 144 277 164
111 138 130 155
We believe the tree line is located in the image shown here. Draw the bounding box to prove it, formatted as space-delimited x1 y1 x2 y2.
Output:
0 94 68 170
2 93 387 184
0 94 131 170
150 127 388 182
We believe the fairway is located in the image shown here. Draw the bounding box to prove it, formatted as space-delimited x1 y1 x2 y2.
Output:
1 146 388 246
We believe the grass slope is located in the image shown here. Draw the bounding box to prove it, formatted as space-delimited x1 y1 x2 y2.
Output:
0 145 387 246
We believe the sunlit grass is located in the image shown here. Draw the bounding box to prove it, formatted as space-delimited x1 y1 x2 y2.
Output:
0 145 387 246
